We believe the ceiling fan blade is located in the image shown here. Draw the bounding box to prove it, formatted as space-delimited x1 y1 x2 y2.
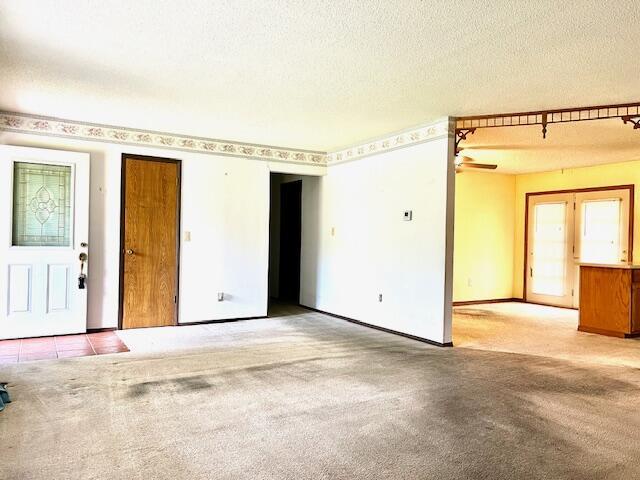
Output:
462 162 497 170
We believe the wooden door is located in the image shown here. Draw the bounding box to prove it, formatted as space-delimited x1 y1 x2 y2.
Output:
121 155 180 329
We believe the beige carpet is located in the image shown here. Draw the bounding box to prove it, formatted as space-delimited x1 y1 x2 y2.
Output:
454 301 640 369
1 304 640 479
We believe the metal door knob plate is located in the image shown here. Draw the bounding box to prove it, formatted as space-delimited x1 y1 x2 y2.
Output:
126 249 134 255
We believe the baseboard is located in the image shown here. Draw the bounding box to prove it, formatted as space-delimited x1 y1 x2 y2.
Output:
178 315 267 326
523 300 578 311
577 325 640 338
111 315 268 330
87 327 117 333
299 305 453 347
452 298 523 307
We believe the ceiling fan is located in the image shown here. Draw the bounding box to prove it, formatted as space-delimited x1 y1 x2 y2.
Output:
454 155 497 173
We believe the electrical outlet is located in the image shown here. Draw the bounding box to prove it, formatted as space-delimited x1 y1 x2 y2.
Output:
331 227 335 236
378 293 383 302
467 278 472 287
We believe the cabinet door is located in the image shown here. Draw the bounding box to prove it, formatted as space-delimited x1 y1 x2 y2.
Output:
632 272 640 334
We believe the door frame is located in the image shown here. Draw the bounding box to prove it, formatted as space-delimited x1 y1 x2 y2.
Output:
117 154 182 330
523 184 634 306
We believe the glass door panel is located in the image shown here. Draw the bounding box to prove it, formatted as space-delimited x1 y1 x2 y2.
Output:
526 193 575 308
531 202 568 296
579 199 621 264
575 189 630 265
12 162 72 247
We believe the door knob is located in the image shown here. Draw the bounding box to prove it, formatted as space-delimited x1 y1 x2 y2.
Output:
78 253 87 289
126 249 134 255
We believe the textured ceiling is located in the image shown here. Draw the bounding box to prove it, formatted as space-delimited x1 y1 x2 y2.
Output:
1 0 639 151
459 118 640 174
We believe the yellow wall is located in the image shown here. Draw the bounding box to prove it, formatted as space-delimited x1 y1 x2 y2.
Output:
453 171 516 302
513 159 640 298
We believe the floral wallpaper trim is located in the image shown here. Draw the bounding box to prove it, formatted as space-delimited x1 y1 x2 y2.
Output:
327 119 454 164
0 112 327 166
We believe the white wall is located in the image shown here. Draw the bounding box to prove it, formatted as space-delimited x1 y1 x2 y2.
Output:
300 128 456 345
178 156 270 322
1 122 454 344
0 131 323 328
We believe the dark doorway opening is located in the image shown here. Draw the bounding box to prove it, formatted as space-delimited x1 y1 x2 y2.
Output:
268 174 302 305
278 180 302 302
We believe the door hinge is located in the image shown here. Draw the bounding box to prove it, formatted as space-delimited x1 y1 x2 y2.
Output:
174 296 177 304
571 289 574 297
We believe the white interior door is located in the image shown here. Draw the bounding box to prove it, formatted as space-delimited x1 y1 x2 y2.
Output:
0 146 89 339
526 193 575 308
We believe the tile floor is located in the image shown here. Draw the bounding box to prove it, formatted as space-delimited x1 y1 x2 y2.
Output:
0 331 129 364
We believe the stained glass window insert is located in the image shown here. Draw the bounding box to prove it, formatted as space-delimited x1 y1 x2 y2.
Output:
12 162 72 247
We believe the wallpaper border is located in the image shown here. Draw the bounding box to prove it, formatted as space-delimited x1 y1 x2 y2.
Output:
327 118 454 164
0 111 454 167
0 111 327 166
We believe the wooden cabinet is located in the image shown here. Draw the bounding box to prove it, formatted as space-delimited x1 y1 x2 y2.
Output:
579 264 640 338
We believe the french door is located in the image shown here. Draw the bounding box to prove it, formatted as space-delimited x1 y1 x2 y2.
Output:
527 194 575 307
526 187 631 308
0 146 90 339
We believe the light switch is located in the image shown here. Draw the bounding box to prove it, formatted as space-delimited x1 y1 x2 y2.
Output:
184 231 191 242
403 210 413 221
